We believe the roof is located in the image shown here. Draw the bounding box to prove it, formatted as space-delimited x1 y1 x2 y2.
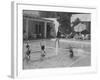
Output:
23 14 53 23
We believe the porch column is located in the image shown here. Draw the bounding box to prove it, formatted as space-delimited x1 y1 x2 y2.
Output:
26 18 29 40
44 22 47 38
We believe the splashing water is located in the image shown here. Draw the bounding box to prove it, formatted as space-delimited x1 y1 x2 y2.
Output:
44 18 60 55
44 18 60 36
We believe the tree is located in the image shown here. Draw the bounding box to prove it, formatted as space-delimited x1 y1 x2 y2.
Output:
56 12 72 34
40 11 72 35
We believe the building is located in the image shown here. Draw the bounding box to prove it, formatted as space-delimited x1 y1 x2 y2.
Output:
23 15 58 40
